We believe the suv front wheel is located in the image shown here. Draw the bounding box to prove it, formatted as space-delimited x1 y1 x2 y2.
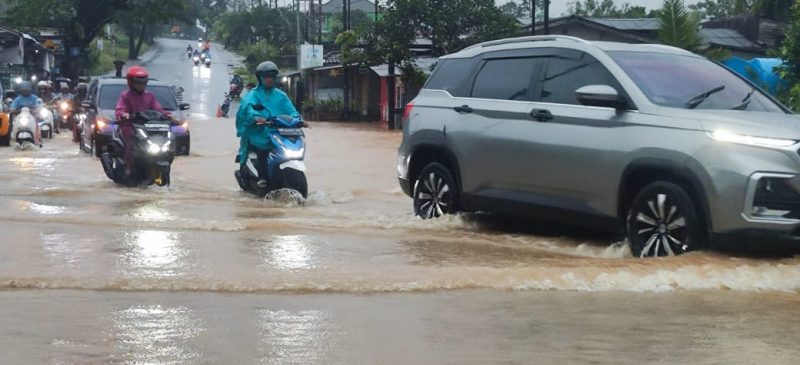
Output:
413 162 459 219
626 181 703 258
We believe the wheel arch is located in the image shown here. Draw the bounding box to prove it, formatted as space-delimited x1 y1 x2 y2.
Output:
407 143 463 194
618 159 713 235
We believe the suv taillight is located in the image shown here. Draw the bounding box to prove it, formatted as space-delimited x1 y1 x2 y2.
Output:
402 102 414 121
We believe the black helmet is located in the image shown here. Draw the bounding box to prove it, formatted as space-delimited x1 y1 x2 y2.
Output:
255 61 279 83
76 82 88 94
17 81 33 95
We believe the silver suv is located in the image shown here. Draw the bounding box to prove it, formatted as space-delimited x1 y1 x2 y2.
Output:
397 35 800 257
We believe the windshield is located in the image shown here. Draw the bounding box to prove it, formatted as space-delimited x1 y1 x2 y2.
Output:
609 51 784 112
98 84 179 111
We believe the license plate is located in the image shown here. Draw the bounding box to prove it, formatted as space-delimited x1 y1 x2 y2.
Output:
277 128 303 137
145 124 170 131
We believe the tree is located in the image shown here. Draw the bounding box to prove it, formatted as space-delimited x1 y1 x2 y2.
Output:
116 0 189 60
777 1 800 110
6 0 128 77
568 0 657 18
689 0 753 20
658 0 701 52
500 0 531 18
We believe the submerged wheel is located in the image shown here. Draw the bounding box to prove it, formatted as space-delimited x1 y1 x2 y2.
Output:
413 162 458 219
626 181 704 258
282 168 308 198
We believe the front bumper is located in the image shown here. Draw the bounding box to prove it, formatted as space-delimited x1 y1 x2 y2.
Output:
399 176 413 197
711 228 800 254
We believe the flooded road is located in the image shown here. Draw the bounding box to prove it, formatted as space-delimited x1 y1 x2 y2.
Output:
1 38 799 363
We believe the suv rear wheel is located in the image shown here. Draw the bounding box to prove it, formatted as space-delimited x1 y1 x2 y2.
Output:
413 162 458 219
626 181 703 258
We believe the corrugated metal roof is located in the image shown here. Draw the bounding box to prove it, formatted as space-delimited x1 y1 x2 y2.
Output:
699 28 761 49
590 18 661 30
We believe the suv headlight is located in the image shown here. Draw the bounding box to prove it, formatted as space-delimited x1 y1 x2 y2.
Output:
708 131 797 148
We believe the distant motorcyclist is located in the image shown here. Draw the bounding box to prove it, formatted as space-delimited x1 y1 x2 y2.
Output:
11 81 43 112
202 39 210 52
187 44 193 53
114 66 173 173
73 83 88 107
36 81 56 104
231 74 243 90
236 61 300 188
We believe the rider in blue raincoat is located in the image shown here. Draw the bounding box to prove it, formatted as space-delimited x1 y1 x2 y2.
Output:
236 61 299 187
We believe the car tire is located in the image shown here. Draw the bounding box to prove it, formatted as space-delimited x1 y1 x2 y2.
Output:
626 181 704 258
413 162 459 219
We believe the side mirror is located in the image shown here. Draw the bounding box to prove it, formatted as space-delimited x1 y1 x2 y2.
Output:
252 104 266 112
179 103 190 111
575 85 629 110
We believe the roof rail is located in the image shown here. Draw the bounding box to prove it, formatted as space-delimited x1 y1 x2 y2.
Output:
462 35 592 52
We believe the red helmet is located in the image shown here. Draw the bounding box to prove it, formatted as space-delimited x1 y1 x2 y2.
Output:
126 66 150 89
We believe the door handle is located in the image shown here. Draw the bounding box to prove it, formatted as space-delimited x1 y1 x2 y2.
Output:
453 105 473 114
530 109 553 122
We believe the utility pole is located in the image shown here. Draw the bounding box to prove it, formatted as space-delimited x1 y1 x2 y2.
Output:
374 0 378 19
296 0 302 45
342 0 351 120
544 0 550 35
531 0 536 35
318 0 323 44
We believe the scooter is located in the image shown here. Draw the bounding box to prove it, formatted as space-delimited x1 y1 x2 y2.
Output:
193 55 200 66
14 107 40 149
203 53 211 68
229 83 242 99
234 105 308 198
37 106 55 139
221 93 232 117
99 110 176 187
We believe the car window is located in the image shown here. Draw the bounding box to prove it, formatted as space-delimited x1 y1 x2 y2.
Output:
609 51 784 112
540 53 622 105
425 58 478 97
471 57 543 101
98 84 178 110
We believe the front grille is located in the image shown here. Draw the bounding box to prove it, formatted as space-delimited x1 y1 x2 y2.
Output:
752 177 800 219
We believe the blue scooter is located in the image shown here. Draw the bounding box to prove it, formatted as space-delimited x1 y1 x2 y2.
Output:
235 104 308 198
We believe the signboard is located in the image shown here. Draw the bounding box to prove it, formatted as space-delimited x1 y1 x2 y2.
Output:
97 39 104 51
299 43 323 70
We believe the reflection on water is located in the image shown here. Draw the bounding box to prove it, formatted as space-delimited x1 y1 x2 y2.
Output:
29 202 67 215
120 230 187 277
111 305 204 363
8 157 57 173
258 309 336 365
245 235 319 271
126 201 175 222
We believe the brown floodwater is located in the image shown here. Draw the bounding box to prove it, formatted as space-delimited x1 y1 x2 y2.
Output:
0 38 799 364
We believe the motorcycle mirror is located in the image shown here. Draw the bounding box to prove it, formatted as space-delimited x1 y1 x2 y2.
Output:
180 103 190 111
252 104 266 112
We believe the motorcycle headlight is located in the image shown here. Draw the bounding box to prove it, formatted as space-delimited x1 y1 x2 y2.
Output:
284 148 305 159
60 102 69 111
18 116 30 127
147 142 161 154
39 109 49 119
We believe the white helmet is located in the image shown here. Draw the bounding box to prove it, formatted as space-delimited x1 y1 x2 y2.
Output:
37 81 49 88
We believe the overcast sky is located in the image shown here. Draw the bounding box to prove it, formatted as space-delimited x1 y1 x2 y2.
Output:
500 0 704 17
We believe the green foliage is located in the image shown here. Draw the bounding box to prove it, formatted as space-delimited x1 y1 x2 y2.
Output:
238 43 280 72
116 0 189 59
377 0 519 60
500 0 532 18
704 47 732 61
567 0 657 18
658 0 701 53
776 1 800 111
213 5 305 55
689 0 793 20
